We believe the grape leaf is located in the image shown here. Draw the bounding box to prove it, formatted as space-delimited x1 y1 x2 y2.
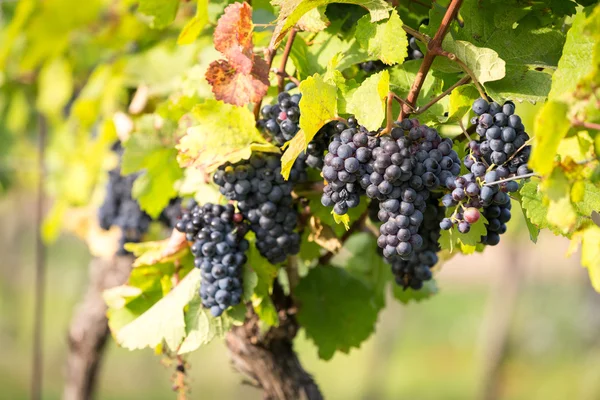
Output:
124 232 189 268
549 9 597 100
332 212 350 230
205 59 269 106
280 73 337 178
430 0 565 69
572 181 600 217
530 100 571 176
520 179 556 233
247 243 280 326
346 70 389 131
178 297 232 354
393 280 438 304
485 66 552 103
214 2 254 73
116 269 200 351
433 38 506 84
138 0 180 29
331 232 390 308
355 10 407 65
177 100 279 172
439 212 488 253
542 168 578 233
581 225 600 292
511 192 540 243
270 0 391 48
177 0 209 45
446 84 480 124
297 6 330 32
121 128 183 218
295 265 380 360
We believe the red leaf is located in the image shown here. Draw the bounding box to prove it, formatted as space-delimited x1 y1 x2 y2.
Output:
214 2 254 74
206 59 269 106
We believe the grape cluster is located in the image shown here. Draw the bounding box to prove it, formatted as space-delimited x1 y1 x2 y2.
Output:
321 120 375 215
471 98 531 174
258 85 346 170
368 121 461 261
98 142 181 254
390 194 444 289
439 98 531 243
213 153 300 264
175 203 247 317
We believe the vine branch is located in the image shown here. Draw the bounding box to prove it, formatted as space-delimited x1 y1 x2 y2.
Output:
415 75 471 115
318 210 369 266
399 0 464 121
573 119 600 131
484 172 539 186
278 28 297 93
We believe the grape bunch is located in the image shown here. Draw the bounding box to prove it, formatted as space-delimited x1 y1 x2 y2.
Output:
98 142 182 254
321 120 375 215
470 98 531 174
213 152 301 264
258 84 347 170
175 203 247 317
390 194 444 290
367 121 461 261
439 98 531 244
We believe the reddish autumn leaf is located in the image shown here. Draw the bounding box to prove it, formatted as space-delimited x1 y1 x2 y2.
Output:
206 58 269 106
214 2 254 74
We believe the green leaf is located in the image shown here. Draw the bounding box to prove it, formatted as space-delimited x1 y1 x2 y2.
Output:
549 9 597 100
542 168 578 233
446 84 480 124
271 0 391 47
355 10 407 65
296 265 380 360
281 73 337 178
434 38 506 84
511 190 540 243
247 243 280 326
572 181 600 217
331 232 390 308
122 128 183 218
431 0 565 69
36 57 73 116
296 6 330 32
346 70 389 131
332 212 350 230
520 180 554 232
439 211 488 253
177 100 279 172
581 225 600 292
138 0 180 29
530 100 571 176
116 269 201 352
178 296 232 354
177 0 209 45
393 280 438 304
485 66 553 103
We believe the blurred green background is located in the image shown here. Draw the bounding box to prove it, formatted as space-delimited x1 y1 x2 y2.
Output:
1 188 600 400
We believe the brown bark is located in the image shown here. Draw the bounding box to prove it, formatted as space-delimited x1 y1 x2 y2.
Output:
63 255 133 400
225 285 323 400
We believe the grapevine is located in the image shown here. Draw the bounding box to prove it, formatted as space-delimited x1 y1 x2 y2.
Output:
2 0 600 399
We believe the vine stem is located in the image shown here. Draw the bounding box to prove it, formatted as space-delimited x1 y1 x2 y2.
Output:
439 51 488 99
402 25 430 43
573 119 600 131
272 69 300 87
415 75 471 115
277 28 297 93
253 46 279 120
399 0 464 121
484 172 539 186
382 92 395 134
